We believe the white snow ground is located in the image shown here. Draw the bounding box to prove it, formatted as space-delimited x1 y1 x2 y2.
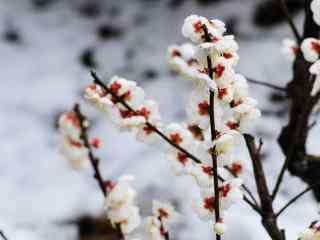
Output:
0 0 319 239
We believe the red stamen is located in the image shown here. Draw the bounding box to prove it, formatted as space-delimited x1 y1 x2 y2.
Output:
214 64 225 78
311 41 320 54
226 121 239 130
231 162 243 175
202 166 213 176
223 52 233 59
158 208 169 219
204 197 215 211
198 101 209 116
177 152 188 165
68 137 82 148
170 133 183 145
193 20 203 33
218 88 228 99
90 138 101 148
104 180 116 193
65 112 80 127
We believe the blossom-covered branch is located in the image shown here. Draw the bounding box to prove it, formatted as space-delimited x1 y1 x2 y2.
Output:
73 103 107 196
58 106 141 238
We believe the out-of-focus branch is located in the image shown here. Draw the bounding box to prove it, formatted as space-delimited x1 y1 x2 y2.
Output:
246 77 287 92
0 231 8 240
277 0 320 200
74 104 124 240
276 182 320 217
276 0 302 43
74 103 107 196
244 134 284 240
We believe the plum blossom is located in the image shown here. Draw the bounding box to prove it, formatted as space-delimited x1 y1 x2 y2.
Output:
165 123 193 148
167 43 217 90
166 149 193 175
182 15 226 43
145 217 167 240
58 111 92 169
194 133 235 168
281 38 299 61
145 201 177 240
152 200 178 225
299 220 320 240
311 0 320 26
85 77 162 143
310 60 320 96
301 38 320 63
192 178 243 221
214 219 227 236
104 175 141 235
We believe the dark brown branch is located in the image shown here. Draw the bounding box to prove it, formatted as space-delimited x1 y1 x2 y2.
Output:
277 0 320 200
203 24 221 240
0 231 8 240
74 103 107 196
244 134 283 240
246 78 286 92
276 0 302 43
276 183 320 217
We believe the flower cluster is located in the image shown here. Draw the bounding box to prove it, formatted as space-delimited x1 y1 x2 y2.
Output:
58 111 92 169
311 0 320 26
299 220 320 240
85 76 161 143
166 14 260 233
83 14 260 236
104 175 141 235
145 200 177 240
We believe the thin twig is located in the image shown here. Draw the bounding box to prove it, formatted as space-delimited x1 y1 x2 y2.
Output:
272 85 315 200
246 77 287 92
0 231 8 240
74 104 107 196
90 71 262 215
276 183 320 217
276 0 302 43
225 166 260 207
74 104 125 239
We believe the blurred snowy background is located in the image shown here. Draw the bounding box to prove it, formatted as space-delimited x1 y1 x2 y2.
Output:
0 0 319 239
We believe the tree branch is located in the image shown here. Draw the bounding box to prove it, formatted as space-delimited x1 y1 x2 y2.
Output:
206 52 221 240
74 103 107 196
246 77 287 92
276 183 320 217
0 231 8 240
276 0 302 43
244 134 283 240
